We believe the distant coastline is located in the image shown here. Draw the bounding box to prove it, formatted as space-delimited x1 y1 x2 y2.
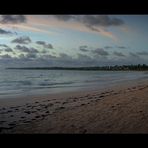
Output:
6 64 148 71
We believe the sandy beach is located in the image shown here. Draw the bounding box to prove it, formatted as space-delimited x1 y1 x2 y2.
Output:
1 79 148 134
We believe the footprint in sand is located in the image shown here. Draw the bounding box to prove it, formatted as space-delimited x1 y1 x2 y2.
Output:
23 120 30 123
81 104 85 106
48 103 54 106
56 106 65 110
21 116 25 119
45 111 49 114
8 123 16 126
7 110 13 113
35 115 40 119
99 95 104 98
88 97 93 99
0 121 6 123
24 111 31 114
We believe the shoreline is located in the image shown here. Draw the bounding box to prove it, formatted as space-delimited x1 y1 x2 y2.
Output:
0 78 148 133
0 70 147 100
0 76 147 102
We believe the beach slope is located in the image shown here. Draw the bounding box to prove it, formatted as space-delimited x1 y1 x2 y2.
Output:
1 81 148 133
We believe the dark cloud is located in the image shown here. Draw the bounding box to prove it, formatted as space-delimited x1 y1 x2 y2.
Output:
79 48 88 52
11 36 31 44
42 50 48 53
129 52 139 58
104 46 113 49
44 44 53 49
36 41 46 45
85 25 100 32
29 48 39 53
0 15 26 24
15 45 30 52
80 45 88 49
18 53 38 60
0 44 9 48
0 28 12 35
80 15 124 27
39 53 75 67
26 53 37 59
0 44 13 52
117 46 127 49
36 41 53 49
113 51 125 57
137 51 148 55
0 54 12 59
77 53 92 60
53 15 124 31
59 53 72 60
53 15 75 21
92 48 109 56
76 53 95 66
42 54 57 59
5 47 13 52
1 51 148 68
15 45 38 53
19 54 26 59
79 45 88 52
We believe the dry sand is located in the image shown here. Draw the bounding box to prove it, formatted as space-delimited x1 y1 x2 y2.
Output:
1 79 148 133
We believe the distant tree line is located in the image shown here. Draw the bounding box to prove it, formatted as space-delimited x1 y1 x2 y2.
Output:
6 64 148 71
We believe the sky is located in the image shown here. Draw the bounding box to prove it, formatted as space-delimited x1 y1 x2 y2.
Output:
0 15 148 67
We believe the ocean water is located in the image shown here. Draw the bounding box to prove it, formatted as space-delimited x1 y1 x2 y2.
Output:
0 69 148 98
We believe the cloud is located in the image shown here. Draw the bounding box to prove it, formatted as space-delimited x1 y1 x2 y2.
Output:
26 53 37 59
79 45 88 52
0 15 26 24
59 53 72 60
85 25 100 32
137 51 148 55
19 54 26 59
0 28 12 34
36 41 45 45
36 41 53 49
5 47 13 52
117 46 127 49
0 44 13 52
104 46 113 49
79 45 88 48
53 15 124 31
15 45 38 53
0 44 9 48
18 53 37 60
11 36 31 44
0 54 12 59
52 15 122 41
15 45 30 52
29 48 39 53
80 15 124 27
77 53 92 60
92 48 109 56
42 54 57 59
53 15 75 21
129 52 139 58
113 51 125 57
79 48 88 52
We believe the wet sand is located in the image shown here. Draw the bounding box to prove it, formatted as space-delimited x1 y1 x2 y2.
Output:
1 79 148 133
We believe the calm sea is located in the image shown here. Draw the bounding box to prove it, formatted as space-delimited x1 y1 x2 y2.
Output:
0 68 148 98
